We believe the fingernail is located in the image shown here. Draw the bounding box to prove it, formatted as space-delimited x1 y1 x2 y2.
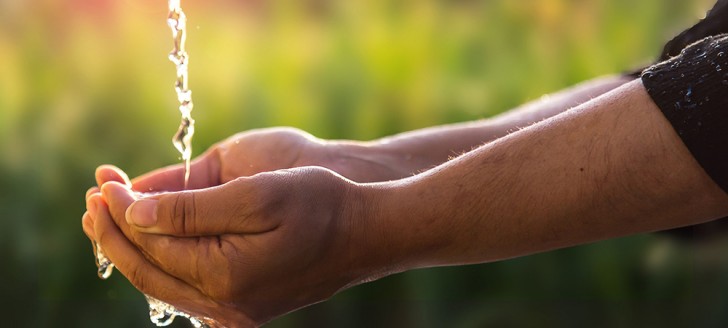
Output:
126 199 158 227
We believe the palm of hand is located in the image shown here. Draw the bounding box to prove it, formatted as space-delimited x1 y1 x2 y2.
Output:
212 127 405 185
130 128 325 193
216 128 321 183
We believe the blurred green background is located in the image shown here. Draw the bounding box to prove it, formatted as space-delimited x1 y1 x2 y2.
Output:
2 0 727 327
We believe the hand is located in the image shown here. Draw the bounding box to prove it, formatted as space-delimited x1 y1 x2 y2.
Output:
81 125 417 326
124 127 411 196
82 127 406 247
85 165 376 327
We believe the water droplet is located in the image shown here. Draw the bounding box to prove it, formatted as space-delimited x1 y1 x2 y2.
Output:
685 87 693 103
95 243 114 279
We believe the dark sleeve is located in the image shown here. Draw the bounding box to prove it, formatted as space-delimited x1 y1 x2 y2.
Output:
626 0 728 78
640 34 728 195
660 0 728 61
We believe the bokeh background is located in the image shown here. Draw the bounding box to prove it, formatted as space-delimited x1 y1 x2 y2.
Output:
1 0 727 327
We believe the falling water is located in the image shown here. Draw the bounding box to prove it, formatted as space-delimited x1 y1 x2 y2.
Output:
94 243 114 279
168 0 195 188
93 1 213 326
139 1 204 325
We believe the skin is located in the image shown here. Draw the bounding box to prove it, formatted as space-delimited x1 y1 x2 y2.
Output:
84 75 628 198
81 78 728 327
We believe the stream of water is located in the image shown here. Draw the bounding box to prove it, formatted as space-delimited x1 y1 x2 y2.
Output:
168 0 195 189
93 1 211 326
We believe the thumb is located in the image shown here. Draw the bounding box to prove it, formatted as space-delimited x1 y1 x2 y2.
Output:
125 177 276 236
131 148 222 193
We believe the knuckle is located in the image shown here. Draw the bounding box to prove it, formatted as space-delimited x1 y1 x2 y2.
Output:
186 192 198 235
169 192 198 235
85 187 99 199
170 193 188 235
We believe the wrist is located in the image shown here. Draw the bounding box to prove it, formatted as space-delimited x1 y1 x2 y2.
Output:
343 176 450 286
321 141 427 182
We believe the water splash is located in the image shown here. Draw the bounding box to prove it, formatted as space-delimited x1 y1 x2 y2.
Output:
94 242 114 279
685 87 693 102
95 240 215 327
146 295 213 328
94 230 214 326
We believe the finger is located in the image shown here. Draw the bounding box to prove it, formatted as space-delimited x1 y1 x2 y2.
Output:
85 191 101 257
96 165 131 188
86 193 105 262
82 211 95 242
100 181 136 227
85 191 102 240
102 181 208 286
91 196 217 315
86 187 100 201
131 148 221 193
125 176 277 236
82 211 101 261
101 181 158 262
100 181 140 254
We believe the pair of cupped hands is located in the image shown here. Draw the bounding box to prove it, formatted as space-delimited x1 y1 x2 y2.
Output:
82 128 416 327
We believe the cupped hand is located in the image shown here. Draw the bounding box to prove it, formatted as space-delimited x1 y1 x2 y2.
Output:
83 127 410 248
127 127 407 196
80 127 408 325
86 165 376 327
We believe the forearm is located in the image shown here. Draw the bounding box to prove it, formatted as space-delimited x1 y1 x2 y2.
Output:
345 75 631 177
352 80 728 278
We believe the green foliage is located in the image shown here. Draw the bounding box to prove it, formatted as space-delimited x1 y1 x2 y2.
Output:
0 0 725 326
